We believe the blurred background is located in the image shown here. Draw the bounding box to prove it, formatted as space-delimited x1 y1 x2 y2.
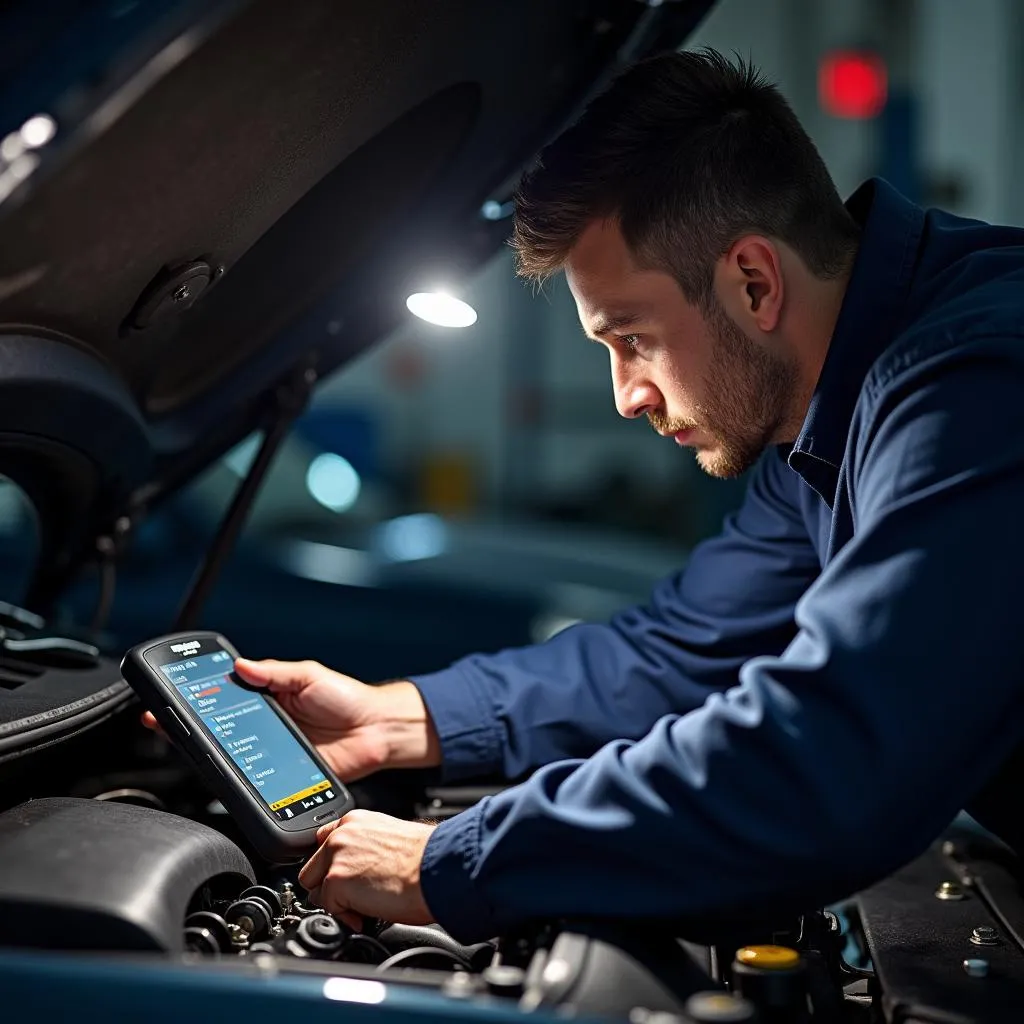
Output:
1 0 1019 680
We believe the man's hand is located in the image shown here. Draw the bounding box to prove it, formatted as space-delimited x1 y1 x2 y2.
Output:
298 810 437 930
141 659 441 782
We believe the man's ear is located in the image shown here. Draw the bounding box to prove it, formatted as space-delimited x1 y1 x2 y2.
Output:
715 236 783 332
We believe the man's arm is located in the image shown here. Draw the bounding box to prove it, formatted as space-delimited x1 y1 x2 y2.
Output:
410 445 822 782
419 340 1024 942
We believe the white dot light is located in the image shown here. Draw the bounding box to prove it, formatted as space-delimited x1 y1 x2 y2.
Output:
377 513 447 561
406 291 477 328
322 977 387 1004
20 114 56 150
306 453 361 513
0 133 24 163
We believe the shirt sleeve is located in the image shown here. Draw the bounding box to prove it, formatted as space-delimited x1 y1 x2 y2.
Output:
410 445 822 782
419 339 1024 943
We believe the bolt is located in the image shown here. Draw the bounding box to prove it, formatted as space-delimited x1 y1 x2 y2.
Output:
964 958 990 978
228 923 248 946
172 284 192 303
482 964 527 997
443 972 477 999
936 881 965 901
971 926 1000 946
280 883 295 914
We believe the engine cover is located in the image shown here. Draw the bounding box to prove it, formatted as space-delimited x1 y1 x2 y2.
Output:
0 797 253 952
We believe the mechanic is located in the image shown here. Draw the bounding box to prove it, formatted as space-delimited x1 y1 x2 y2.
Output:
154 48 1024 940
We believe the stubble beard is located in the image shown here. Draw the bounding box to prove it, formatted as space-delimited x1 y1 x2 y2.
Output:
649 303 797 479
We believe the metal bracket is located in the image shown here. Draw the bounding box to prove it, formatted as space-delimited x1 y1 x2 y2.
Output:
172 357 318 632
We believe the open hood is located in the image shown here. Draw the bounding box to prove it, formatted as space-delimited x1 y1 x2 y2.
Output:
0 0 714 608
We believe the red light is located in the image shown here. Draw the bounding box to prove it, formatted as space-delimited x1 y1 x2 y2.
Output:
818 51 888 119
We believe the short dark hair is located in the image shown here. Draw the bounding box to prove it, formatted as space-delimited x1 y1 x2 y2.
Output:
512 48 859 306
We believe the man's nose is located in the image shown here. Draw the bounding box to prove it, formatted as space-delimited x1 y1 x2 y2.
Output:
613 373 659 420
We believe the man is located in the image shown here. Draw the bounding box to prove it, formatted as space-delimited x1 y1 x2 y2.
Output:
154 48 1024 941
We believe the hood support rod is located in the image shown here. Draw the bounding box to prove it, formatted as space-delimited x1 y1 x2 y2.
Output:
173 359 317 632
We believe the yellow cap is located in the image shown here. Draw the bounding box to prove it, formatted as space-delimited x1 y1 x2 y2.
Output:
734 945 801 970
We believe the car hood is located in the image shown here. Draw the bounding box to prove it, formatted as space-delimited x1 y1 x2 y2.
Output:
0 0 713 606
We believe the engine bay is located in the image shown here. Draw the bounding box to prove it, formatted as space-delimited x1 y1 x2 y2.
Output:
3 782 1024 1023
0 625 1021 1023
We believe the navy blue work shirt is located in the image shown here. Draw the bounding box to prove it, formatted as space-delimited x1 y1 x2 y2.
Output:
412 179 1024 943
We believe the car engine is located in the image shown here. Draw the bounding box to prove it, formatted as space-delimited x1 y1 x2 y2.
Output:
0 783 912 1024
0 790 854 1023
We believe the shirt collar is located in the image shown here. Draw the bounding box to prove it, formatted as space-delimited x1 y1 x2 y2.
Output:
788 178 925 504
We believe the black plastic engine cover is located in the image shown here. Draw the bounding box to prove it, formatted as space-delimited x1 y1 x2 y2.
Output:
0 797 253 952
858 838 1024 1023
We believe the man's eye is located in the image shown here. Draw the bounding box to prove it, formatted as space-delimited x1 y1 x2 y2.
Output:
619 333 641 352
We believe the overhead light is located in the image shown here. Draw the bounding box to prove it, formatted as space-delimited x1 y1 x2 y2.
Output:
406 291 477 328
306 453 361 512
20 114 56 150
